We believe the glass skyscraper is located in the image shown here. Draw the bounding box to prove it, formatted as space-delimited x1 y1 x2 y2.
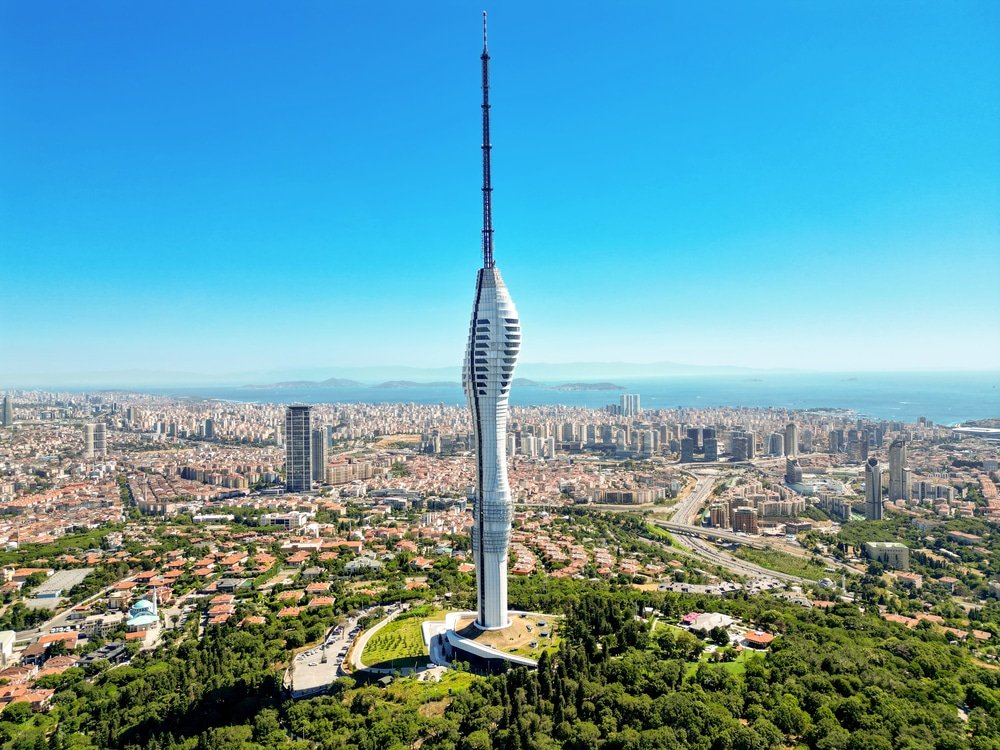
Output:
284 405 313 492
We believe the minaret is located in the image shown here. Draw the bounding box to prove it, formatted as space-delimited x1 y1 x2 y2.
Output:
464 12 521 631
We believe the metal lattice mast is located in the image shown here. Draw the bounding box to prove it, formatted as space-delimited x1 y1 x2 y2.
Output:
481 11 495 269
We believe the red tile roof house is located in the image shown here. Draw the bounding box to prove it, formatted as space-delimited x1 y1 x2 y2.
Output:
680 612 701 626
0 665 38 684
744 631 775 649
38 632 78 651
0 685 54 712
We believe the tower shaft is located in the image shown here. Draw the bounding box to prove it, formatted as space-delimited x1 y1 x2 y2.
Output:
464 12 520 630
481 12 495 269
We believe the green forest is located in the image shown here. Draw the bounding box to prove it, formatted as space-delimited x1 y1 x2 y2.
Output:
3 576 999 750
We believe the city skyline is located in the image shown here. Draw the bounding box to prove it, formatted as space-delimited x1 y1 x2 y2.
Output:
0 6 998 746
2 2 998 384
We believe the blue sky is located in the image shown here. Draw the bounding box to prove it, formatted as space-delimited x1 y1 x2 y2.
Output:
2 0 998 385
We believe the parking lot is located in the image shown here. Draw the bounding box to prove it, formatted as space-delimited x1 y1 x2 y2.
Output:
23 567 93 609
288 605 387 697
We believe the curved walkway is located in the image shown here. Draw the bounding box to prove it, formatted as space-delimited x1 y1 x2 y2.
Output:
349 603 411 674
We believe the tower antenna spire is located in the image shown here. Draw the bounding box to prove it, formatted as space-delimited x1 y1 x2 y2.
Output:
481 11 495 269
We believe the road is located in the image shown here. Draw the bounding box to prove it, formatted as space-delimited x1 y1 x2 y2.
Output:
348 603 410 673
647 471 811 584
15 581 122 642
668 471 717 525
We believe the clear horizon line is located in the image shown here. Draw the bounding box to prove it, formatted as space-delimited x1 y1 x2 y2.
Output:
5 366 1000 391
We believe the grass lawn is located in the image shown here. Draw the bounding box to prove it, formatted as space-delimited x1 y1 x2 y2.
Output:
361 605 444 669
684 647 753 678
734 546 828 580
650 620 687 635
385 670 477 705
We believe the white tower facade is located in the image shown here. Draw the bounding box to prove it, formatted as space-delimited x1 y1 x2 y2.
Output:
464 15 520 630
464 269 520 630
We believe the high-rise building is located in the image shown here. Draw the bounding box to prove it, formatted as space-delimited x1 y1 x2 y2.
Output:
311 428 327 483
463 21 520 631
203 419 216 439
560 422 574 442
785 458 803 484
829 429 844 453
93 423 107 457
800 429 813 453
686 427 702 452
680 437 695 463
768 432 785 457
522 435 538 458
544 436 556 458
1 394 12 427
709 505 729 528
731 435 750 462
784 423 798 457
284 405 313 492
84 424 96 458
888 438 909 501
865 456 883 520
619 394 641 417
704 437 719 462
732 507 759 534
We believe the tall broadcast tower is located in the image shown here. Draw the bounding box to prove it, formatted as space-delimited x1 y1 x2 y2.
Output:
464 12 521 631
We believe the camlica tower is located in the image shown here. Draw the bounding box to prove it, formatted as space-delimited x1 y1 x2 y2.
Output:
463 12 521 631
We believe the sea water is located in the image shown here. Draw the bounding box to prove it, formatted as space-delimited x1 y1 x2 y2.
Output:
145 371 999 425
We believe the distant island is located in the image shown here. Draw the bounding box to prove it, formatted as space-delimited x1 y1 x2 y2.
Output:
241 377 363 389
550 382 625 391
372 380 457 389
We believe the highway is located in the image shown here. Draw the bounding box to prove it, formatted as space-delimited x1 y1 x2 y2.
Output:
653 520 770 548
668 471 719 525
649 471 811 584
514 462 849 588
